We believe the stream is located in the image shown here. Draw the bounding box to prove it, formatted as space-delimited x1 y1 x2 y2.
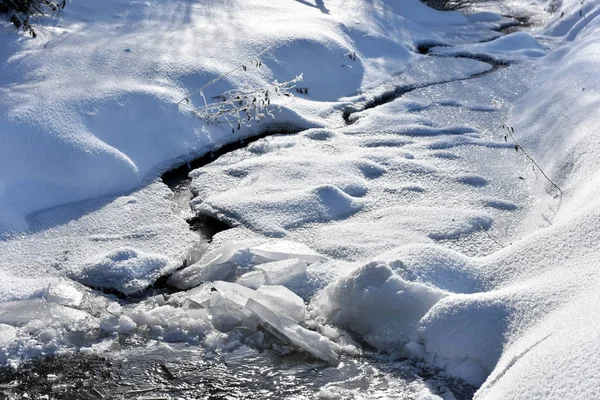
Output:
0 15 534 400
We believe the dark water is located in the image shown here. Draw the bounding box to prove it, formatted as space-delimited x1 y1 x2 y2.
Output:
0 341 475 399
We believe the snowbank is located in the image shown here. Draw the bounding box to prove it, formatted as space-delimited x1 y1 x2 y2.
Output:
311 1 600 398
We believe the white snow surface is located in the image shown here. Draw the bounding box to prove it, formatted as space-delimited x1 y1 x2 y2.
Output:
2 0 600 398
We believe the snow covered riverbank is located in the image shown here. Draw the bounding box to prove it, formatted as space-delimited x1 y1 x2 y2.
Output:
2 0 600 398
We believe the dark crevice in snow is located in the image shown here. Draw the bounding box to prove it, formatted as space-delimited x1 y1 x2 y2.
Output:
495 15 532 34
162 124 307 236
77 279 180 301
342 56 506 125
186 214 232 238
415 42 449 55
162 124 307 190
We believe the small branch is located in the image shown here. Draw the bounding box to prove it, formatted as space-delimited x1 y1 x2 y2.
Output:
479 223 505 249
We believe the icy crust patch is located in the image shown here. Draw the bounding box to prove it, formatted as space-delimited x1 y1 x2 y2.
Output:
72 248 170 295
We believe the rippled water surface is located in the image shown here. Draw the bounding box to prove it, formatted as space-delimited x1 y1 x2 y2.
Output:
0 342 474 399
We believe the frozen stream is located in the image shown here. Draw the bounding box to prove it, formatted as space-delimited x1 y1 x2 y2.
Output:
0 16 547 400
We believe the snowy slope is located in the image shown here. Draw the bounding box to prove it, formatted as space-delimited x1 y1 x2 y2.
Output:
0 0 473 232
314 2 600 399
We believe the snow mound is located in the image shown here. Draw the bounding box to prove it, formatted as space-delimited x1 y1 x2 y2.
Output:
72 247 170 295
197 184 365 237
312 262 447 350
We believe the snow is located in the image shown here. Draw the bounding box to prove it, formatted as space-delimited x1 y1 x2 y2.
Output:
2 0 600 398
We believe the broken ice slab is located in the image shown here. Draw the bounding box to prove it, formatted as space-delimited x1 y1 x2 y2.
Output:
45 280 84 307
249 241 324 264
235 270 267 289
235 258 307 289
256 285 307 323
170 260 233 290
181 284 215 309
207 291 258 332
245 298 341 364
0 299 95 328
256 258 307 286
212 281 306 323
0 324 17 347
170 240 323 290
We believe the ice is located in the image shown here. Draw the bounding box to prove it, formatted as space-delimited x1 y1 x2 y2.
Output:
256 285 308 323
0 299 93 327
181 284 215 309
255 259 308 286
0 324 17 347
100 315 137 334
175 281 334 362
206 292 258 332
250 241 324 264
45 280 84 307
235 271 267 289
212 281 306 323
171 240 321 290
245 298 340 364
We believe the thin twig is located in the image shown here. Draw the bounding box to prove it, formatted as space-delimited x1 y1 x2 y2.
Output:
479 223 505 249
504 125 563 197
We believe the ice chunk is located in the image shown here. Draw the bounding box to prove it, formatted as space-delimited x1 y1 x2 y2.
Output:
245 298 340 364
213 281 306 323
0 324 17 347
212 281 257 307
256 259 308 286
171 241 322 290
182 284 215 309
173 261 233 289
73 248 170 295
169 243 251 289
257 285 307 323
45 280 84 307
100 315 137 334
250 241 324 264
235 270 267 289
203 242 250 267
0 299 95 328
207 291 257 332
